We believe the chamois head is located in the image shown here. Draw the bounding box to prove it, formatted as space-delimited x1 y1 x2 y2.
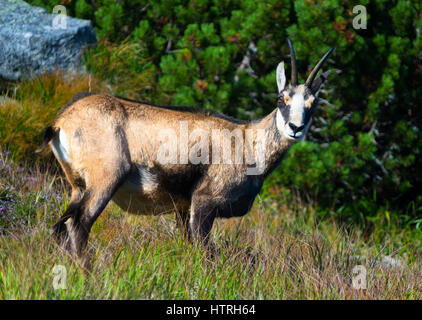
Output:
275 38 334 141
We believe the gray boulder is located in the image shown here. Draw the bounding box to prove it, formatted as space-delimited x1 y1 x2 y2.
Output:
0 0 96 81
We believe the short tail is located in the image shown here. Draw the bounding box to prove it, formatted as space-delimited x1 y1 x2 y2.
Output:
35 125 56 153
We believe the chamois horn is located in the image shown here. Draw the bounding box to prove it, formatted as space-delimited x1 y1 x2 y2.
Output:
305 47 335 87
287 38 298 86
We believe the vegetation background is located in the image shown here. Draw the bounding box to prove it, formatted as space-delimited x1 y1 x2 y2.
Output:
0 0 421 299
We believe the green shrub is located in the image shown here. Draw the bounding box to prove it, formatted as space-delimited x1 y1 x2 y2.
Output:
22 0 422 224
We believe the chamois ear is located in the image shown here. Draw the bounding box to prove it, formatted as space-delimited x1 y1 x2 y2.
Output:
276 61 286 92
310 70 331 95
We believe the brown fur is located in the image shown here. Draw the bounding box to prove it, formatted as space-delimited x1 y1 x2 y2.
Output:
42 39 334 259
45 63 330 256
44 93 295 254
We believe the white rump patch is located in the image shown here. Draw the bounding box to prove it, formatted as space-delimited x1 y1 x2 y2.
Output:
51 129 72 164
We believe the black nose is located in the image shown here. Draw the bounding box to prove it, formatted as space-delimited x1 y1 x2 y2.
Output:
289 122 305 134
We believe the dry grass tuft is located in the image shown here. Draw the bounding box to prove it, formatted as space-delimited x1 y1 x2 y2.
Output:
0 71 109 162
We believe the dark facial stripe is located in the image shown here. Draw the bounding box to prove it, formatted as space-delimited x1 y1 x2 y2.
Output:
281 105 290 123
303 109 313 124
277 92 291 123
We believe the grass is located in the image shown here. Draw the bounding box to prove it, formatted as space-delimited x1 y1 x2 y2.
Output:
0 149 421 299
0 70 421 300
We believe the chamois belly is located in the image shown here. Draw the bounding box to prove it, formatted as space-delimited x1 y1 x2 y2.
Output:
111 165 190 215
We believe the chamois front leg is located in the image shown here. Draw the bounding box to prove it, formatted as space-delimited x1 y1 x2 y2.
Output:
175 210 191 241
189 191 217 246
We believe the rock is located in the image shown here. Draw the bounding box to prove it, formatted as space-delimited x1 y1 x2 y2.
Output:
0 0 96 81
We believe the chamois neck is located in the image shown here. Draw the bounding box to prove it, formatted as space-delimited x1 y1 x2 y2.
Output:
248 109 296 178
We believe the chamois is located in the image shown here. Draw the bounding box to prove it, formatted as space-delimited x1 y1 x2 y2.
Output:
40 39 334 256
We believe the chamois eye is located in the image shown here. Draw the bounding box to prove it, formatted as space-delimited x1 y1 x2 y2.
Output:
278 95 291 104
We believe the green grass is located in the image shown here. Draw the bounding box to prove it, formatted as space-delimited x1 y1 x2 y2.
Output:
0 149 421 299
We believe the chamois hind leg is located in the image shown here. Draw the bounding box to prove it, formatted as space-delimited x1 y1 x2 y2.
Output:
52 187 83 251
51 159 85 250
53 164 130 257
51 123 131 257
